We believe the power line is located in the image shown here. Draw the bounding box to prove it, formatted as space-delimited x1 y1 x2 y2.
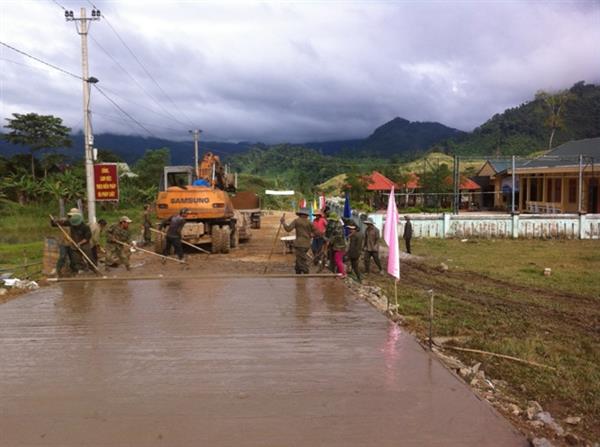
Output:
92 111 188 134
0 41 83 81
87 0 195 128
93 84 156 137
49 0 66 11
88 34 191 129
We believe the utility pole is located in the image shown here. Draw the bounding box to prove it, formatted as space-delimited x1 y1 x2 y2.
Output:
66 7 101 224
189 129 202 175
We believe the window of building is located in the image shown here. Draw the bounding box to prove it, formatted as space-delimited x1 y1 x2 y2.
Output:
569 178 577 203
554 178 561 203
546 178 552 201
530 178 538 201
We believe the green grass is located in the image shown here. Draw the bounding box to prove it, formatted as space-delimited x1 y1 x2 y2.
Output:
371 238 600 439
0 201 146 270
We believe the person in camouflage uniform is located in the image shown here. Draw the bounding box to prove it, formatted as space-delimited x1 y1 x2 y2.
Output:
51 208 92 275
281 208 313 274
324 212 347 277
105 216 133 271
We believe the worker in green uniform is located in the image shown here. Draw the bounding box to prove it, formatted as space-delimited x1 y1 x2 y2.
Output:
105 216 133 271
51 209 93 274
281 208 313 274
346 222 364 283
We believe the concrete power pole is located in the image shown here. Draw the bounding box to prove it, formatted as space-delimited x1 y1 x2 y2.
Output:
189 129 202 176
66 7 101 224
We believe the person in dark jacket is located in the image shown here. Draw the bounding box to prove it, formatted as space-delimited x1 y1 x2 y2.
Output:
346 223 363 283
159 208 188 261
363 218 383 274
403 215 413 254
281 208 313 274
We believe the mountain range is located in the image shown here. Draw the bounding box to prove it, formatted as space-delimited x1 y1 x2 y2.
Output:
1 81 599 164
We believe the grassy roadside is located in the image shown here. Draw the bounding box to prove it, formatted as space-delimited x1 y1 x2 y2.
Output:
371 238 600 442
0 202 146 272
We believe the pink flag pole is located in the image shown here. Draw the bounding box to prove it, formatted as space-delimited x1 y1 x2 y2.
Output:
383 186 400 309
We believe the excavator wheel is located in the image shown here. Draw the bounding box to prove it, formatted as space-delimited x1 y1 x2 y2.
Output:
211 227 222 254
221 227 231 254
230 226 239 249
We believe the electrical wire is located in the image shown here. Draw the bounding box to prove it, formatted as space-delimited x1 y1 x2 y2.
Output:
0 41 83 81
93 84 156 137
87 0 195 128
49 0 66 11
88 34 190 130
92 111 188 134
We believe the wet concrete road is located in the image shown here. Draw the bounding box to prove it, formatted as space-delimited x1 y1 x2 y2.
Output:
0 278 526 446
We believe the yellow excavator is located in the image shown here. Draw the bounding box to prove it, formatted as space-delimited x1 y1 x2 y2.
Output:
155 152 260 254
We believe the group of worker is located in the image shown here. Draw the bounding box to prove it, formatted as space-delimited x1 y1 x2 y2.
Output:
51 208 134 276
50 205 191 277
280 207 413 282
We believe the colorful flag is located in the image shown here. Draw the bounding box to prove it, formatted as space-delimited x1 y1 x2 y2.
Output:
319 194 326 210
384 187 400 279
313 198 318 212
343 191 352 237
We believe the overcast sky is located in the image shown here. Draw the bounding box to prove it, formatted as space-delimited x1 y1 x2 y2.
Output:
1 0 599 143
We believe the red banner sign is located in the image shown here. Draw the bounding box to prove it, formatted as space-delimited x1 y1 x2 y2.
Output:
94 163 119 201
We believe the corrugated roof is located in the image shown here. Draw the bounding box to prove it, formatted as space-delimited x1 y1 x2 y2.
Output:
519 137 600 169
365 171 398 191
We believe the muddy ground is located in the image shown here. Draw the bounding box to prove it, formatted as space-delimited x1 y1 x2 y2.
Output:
5 211 598 445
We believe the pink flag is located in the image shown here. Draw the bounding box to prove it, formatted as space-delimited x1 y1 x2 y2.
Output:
383 186 400 279
319 194 326 210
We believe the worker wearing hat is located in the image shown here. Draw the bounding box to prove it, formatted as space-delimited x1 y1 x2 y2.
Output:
105 216 133 271
363 218 383 274
50 209 92 275
280 208 314 274
346 221 363 282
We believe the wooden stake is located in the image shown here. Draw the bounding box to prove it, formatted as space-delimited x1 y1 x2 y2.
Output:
150 228 210 254
50 215 101 275
113 240 186 264
443 345 556 370
428 289 434 351
263 219 283 274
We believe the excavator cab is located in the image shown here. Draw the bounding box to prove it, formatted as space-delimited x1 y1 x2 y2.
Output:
159 166 194 192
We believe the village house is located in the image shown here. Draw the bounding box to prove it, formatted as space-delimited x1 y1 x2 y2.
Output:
478 137 600 213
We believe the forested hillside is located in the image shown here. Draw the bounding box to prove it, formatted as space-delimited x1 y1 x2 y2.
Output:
228 144 386 194
450 81 600 155
358 117 465 157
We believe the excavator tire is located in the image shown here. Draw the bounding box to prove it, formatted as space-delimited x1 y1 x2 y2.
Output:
230 226 239 249
221 227 231 254
211 227 222 254
154 232 166 254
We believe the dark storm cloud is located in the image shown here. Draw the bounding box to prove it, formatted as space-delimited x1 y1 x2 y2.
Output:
1 1 599 143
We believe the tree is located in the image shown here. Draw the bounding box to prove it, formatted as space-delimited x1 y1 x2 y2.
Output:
133 147 171 189
96 148 124 163
3 113 72 178
40 152 68 178
420 163 453 208
535 90 575 150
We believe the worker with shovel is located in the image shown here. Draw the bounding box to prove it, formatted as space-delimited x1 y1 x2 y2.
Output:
51 208 93 275
281 208 313 274
105 216 133 272
159 208 188 262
